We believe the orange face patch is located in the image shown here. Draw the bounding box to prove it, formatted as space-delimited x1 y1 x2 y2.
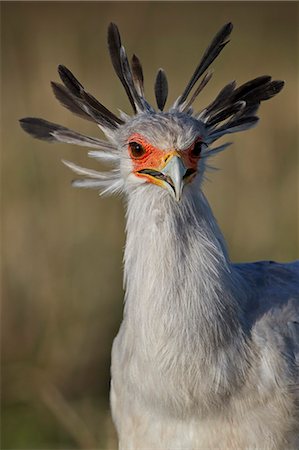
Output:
127 133 202 174
128 134 167 172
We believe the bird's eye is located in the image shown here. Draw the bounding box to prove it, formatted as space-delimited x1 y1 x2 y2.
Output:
129 141 146 158
190 141 202 158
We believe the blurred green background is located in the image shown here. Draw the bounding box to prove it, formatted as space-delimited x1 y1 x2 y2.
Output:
1 2 298 449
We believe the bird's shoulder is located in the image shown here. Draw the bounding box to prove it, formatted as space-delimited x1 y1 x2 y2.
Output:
234 260 299 361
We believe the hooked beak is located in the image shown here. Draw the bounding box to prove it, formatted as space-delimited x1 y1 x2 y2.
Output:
161 155 187 201
137 153 193 201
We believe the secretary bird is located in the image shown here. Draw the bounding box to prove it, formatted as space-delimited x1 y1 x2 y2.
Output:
20 22 298 450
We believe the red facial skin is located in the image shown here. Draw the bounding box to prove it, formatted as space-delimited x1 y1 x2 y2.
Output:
128 133 201 176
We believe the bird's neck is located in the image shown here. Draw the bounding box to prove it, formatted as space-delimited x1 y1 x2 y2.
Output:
123 185 247 351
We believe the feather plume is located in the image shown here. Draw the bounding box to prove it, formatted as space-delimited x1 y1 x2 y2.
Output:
131 54 144 97
58 64 83 96
207 116 259 143
57 65 123 129
119 46 145 112
178 23 233 105
182 71 213 111
217 115 259 133
20 21 286 201
234 75 271 99
202 76 284 130
98 178 124 196
230 76 271 103
62 159 121 179
81 90 124 125
107 23 137 112
154 69 168 111
63 160 123 196
72 179 124 195
88 150 119 162
199 81 236 119
19 118 117 151
241 79 284 103
71 179 110 189
51 82 93 122
206 101 245 127
201 142 232 158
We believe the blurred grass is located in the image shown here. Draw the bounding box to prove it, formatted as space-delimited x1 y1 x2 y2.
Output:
1 2 298 449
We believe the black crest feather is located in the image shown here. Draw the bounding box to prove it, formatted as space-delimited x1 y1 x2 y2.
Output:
204 81 236 116
81 90 124 125
20 117 62 142
131 54 144 97
205 75 284 129
241 79 284 103
119 46 144 111
107 23 137 112
217 115 259 132
230 76 271 103
155 69 168 111
179 22 233 105
57 65 123 128
51 82 94 122
58 64 83 96
20 21 285 148
207 101 245 128
183 70 213 111
19 117 114 149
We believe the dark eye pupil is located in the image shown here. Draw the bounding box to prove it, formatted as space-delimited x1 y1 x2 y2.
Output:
191 141 202 157
129 141 146 158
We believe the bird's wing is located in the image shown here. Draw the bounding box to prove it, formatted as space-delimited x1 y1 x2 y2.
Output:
234 260 299 365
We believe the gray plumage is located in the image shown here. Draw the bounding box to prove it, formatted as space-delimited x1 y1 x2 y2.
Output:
20 21 298 450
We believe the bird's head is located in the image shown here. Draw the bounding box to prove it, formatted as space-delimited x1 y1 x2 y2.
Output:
20 22 284 202
116 112 207 201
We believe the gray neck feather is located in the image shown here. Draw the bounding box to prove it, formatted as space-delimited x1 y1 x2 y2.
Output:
122 185 251 412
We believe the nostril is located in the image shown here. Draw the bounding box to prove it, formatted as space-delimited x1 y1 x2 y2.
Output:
164 155 170 163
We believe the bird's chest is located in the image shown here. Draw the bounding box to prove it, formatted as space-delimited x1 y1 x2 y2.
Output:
111 319 237 422
111 357 297 450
